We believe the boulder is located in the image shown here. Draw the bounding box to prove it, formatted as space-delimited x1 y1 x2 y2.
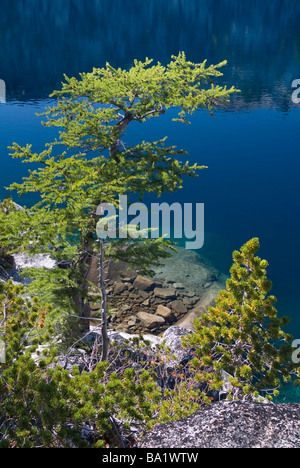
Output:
127 316 137 328
154 287 177 300
133 275 155 291
107 259 137 282
88 327 162 348
160 326 192 365
137 312 165 330
170 299 187 315
140 401 300 448
89 301 102 312
182 297 194 308
114 282 127 295
13 253 56 270
156 305 175 322
138 290 150 299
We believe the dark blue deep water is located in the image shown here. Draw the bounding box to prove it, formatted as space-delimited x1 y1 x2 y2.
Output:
1 0 300 401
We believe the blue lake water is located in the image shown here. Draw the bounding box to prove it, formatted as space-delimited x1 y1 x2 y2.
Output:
0 0 300 401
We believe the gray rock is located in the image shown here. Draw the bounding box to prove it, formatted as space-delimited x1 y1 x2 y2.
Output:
140 401 300 448
154 287 177 300
173 282 185 289
160 326 192 365
114 282 127 295
13 253 56 270
13 202 25 212
133 275 155 291
137 312 165 330
182 297 193 308
156 305 175 322
127 317 137 328
194 282 224 310
138 290 149 299
170 299 187 315
107 329 162 348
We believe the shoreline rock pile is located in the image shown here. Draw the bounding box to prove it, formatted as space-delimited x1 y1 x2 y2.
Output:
88 247 227 336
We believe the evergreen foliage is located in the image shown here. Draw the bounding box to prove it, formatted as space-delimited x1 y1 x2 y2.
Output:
184 238 297 402
0 281 205 447
0 53 238 327
3 56 298 447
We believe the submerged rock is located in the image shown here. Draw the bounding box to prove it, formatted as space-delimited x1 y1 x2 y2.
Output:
170 299 187 315
175 281 225 331
175 305 207 331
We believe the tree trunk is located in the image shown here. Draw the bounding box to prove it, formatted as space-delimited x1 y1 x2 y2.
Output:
99 239 109 361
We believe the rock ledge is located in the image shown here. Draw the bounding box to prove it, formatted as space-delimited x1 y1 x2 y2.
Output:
140 401 300 448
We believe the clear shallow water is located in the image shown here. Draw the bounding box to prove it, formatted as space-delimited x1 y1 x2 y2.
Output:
1 0 300 401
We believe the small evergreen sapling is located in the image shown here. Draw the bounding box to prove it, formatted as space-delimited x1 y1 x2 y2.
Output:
185 238 295 402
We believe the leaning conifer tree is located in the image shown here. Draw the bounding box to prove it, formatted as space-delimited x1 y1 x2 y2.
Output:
185 238 296 401
0 53 238 333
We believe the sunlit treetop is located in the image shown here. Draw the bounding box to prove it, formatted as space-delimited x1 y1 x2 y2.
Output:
40 52 239 155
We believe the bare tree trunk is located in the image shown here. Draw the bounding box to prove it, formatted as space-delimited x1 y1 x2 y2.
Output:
99 239 109 362
109 113 134 160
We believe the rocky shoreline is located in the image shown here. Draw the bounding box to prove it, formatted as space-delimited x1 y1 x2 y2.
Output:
2 246 227 338
87 247 227 336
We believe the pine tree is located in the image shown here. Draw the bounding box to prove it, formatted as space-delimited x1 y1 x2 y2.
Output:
0 53 238 332
185 238 296 402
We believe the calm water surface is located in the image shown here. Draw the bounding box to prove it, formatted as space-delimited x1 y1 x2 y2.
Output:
0 0 300 401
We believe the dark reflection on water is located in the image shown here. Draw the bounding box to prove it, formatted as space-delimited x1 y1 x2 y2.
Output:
1 0 300 110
